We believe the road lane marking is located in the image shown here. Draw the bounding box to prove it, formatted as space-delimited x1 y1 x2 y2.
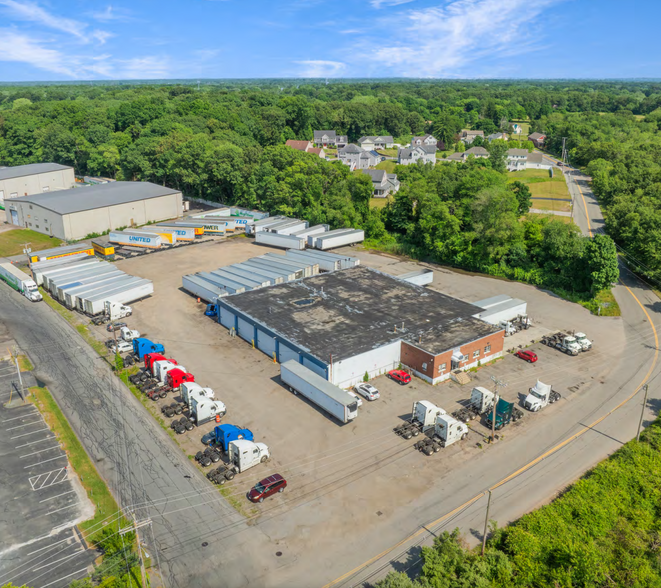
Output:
11 428 50 440
7 419 44 431
40 489 76 503
20 445 62 459
31 551 83 572
15 435 56 449
40 567 90 588
24 455 67 469
574 175 592 236
323 284 660 588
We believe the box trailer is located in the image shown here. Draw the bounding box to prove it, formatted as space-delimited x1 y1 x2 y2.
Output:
142 226 196 241
29 243 94 264
48 263 113 293
197 272 246 295
0 263 42 301
255 231 306 250
168 221 227 235
397 269 434 287
38 259 100 288
280 360 358 424
30 252 93 276
70 275 138 310
182 274 228 302
82 279 153 315
108 230 162 249
290 249 360 270
42 262 103 292
247 216 288 235
243 258 300 281
257 253 318 277
306 228 352 249
64 272 127 309
135 227 177 244
266 219 308 235
219 266 271 288
285 249 341 272
290 224 329 239
314 229 364 250
230 262 285 285
157 222 204 236
209 269 262 291
79 277 144 314
54 267 123 300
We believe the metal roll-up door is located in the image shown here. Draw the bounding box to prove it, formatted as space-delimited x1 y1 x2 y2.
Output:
257 330 276 357
303 358 327 379
220 308 235 330
237 317 254 342
279 342 300 365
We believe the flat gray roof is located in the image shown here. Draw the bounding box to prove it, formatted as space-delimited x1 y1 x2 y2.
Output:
5 181 180 215
0 163 72 182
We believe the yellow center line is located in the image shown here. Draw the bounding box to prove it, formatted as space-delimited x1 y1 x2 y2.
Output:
323 286 659 588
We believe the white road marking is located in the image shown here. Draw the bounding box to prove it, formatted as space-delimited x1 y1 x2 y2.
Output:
31 551 83 572
11 427 49 439
24 455 67 469
20 445 62 458
7 419 44 431
2 411 38 422
26 535 72 556
46 503 78 516
15 435 56 448
39 489 76 503
39 566 89 587
29 468 68 490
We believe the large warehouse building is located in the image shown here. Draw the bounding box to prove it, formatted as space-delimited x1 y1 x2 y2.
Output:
5 181 183 241
216 266 505 388
0 163 75 203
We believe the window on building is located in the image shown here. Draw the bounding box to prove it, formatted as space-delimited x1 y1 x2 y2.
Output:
28 223 32 227
484 343 491 353
35 225 39 229
422 362 428 372
438 363 446 373
473 349 480 358
11 193 18 198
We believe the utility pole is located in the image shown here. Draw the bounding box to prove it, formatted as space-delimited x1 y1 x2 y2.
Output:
21 243 32 264
10 346 26 402
637 384 650 442
490 375 507 442
481 489 492 556
120 513 151 588
561 137 568 165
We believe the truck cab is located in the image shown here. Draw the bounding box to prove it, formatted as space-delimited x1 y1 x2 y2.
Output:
133 338 165 360
228 439 270 473
524 380 560 412
563 336 582 355
412 401 446 431
181 382 213 406
119 326 140 342
144 352 166 372
153 360 183 383
574 332 592 351
167 369 195 389
470 387 495 414
213 424 254 452
485 398 523 430
205 304 218 317
190 395 226 425
24 281 42 302
434 414 468 447
104 300 132 320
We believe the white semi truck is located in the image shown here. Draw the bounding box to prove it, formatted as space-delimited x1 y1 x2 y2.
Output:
452 387 496 423
181 382 214 407
228 439 270 473
574 332 592 351
524 380 561 412
394 400 446 439
414 414 469 455
0 263 42 301
189 392 226 426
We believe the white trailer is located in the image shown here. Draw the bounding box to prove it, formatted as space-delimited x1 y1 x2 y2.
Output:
0 263 42 301
246 216 288 235
30 252 93 280
82 279 153 315
56 269 124 302
241 259 298 282
169 221 226 235
258 253 318 277
280 360 358 424
142 226 196 241
230 262 285 285
314 229 365 250
70 275 137 310
472 297 527 326
255 231 306 250
51 264 116 298
198 272 245 295
220 267 271 288
228 439 270 473
210 269 265 290
190 394 226 425
182 274 228 302
290 224 329 239
40 260 100 290
108 230 162 249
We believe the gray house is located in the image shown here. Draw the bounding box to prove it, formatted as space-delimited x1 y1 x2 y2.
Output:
313 130 348 148
338 144 380 170
398 145 437 166
411 134 437 148
358 136 394 151
460 130 485 144
487 132 508 142
447 146 490 162
506 148 528 171
362 169 400 197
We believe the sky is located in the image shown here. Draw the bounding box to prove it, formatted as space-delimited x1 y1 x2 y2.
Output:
0 0 657 81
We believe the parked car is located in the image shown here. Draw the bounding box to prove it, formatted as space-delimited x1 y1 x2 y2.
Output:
388 370 411 385
247 474 287 503
354 383 380 401
110 340 134 355
106 322 128 332
515 350 538 363
347 390 363 407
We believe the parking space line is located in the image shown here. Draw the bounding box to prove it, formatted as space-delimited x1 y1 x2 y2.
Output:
7 419 44 431
2 411 38 422
46 503 78 516
32 551 84 572
26 535 72 556
24 455 67 469
40 567 89 588
39 489 76 503
15 435 56 448
30 468 69 490
11 427 50 439
20 445 62 458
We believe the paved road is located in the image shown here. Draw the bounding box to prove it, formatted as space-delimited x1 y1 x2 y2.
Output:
0 291 275 588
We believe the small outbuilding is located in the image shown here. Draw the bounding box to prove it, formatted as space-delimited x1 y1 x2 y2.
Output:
0 163 75 203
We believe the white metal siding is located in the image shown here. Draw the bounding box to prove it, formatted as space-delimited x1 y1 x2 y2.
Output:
257 329 276 357
332 341 401 388
279 342 301 365
237 317 254 342
220 308 236 330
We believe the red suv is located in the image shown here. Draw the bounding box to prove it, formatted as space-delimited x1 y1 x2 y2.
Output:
388 369 412 385
515 350 538 363
247 474 287 503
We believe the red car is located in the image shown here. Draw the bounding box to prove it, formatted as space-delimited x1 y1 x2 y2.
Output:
388 369 412 385
247 473 287 503
515 350 538 363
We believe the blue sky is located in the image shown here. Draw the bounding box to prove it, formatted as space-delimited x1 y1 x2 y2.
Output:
0 0 657 81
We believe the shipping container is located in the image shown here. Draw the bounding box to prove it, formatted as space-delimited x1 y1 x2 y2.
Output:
290 224 329 239
31 254 94 285
72 274 139 311
40 260 101 290
235 261 288 284
280 360 358 424
64 273 131 309
314 229 365 250
257 254 318 277
219 266 271 288
396 269 434 286
255 232 306 250
47 263 113 295
29 244 94 264
82 279 153 315
182 274 228 302
243 258 301 281
209 269 263 290
197 272 246 295
108 230 162 249
285 249 341 272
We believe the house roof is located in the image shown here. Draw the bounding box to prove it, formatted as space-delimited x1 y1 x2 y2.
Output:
488 133 506 140
447 152 465 160
336 135 348 143
5 181 180 215
527 152 544 164
285 140 311 152
528 132 546 140
362 169 386 183
308 147 324 155
398 148 413 159
415 145 437 154
462 129 484 136
411 134 436 143
339 144 363 154
314 130 337 140
507 149 529 157
466 146 489 155
0 163 72 182
358 136 394 144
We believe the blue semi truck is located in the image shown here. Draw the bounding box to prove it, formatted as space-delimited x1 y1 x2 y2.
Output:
201 424 253 451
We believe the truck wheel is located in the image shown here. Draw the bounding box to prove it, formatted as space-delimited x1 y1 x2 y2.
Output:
260 455 268 463
278 487 284 493
218 478 226 485
403 431 412 440
433 445 441 453
412 429 420 437
226 471 235 480
424 447 433 456
461 433 468 440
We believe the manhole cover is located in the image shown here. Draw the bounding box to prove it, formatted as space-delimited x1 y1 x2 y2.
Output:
276 551 282 557
202 542 208 547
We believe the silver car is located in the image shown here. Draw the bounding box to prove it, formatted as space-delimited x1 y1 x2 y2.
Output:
354 383 380 401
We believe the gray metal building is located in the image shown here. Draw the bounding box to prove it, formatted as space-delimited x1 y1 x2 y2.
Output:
5 181 182 240
0 163 75 203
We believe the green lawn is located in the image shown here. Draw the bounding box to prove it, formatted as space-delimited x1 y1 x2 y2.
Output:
0 228 62 257
526 212 574 224
510 120 530 136
375 160 397 173
370 197 392 209
377 148 398 157
508 168 571 212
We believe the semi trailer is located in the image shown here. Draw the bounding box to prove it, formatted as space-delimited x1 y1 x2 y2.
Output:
0 263 42 301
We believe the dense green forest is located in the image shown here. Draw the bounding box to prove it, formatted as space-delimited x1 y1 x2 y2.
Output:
3 80 653 299
377 414 661 588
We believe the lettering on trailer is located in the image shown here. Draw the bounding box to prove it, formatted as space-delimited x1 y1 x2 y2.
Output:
203 225 223 231
128 235 154 243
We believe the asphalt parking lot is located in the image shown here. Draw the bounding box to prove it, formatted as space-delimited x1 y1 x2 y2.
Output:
0 360 96 588
102 239 625 564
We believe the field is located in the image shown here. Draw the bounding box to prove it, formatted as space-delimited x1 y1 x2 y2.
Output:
370 196 392 208
0 228 62 258
508 168 571 213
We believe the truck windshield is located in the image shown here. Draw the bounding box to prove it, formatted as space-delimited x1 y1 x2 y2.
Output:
531 390 543 399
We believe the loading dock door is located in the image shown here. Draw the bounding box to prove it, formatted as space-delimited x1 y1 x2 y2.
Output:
257 330 276 357
237 317 254 342
303 357 327 378
10 210 18 225
279 342 300 365
220 308 236 331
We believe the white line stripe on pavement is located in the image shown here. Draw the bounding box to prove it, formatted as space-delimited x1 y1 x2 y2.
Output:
20 445 62 458
11 427 50 439
46 503 78 516
2 411 38 422
7 419 44 431
39 489 76 503
24 455 67 469
31 551 84 572
40 567 89 588
15 434 55 448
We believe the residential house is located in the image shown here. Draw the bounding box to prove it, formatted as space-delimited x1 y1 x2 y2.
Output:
526 152 552 170
313 131 348 148
362 169 400 197
398 145 437 166
511 123 523 135
446 146 490 162
308 147 326 159
528 132 546 148
285 140 313 152
460 130 484 144
487 132 508 142
411 134 438 148
358 136 395 151
338 144 380 170
506 148 528 171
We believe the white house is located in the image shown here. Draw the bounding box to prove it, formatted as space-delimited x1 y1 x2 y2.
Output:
526 152 553 170
506 148 528 171
338 144 380 171
398 145 436 165
410 134 438 148
358 136 394 151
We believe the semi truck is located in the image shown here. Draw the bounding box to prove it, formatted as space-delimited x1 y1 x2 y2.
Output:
132 338 164 360
189 393 226 425
166 368 195 389
206 438 270 485
451 387 496 423
541 332 581 356
574 332 592 351
203 423 253 451
181 382 214 407
280 360 358 424
394 401 445 439
485 398 524 430
523 380 561 412
414 414 469 455
0 263 42 301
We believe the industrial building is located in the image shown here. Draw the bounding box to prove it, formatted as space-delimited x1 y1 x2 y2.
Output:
5 181 182 241
0 163 75 203
216 266 505 388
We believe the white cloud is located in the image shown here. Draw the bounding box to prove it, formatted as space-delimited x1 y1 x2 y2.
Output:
115 56 170 79
372 0 559 76
339 29 364 34
295 60 346 77
370 0 415 8
0 0 87 40
88 5 134 22
0 29 75 76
